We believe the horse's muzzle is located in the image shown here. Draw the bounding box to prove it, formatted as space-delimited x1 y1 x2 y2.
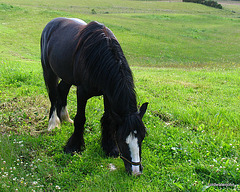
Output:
125 163 143 176
132 166 143 176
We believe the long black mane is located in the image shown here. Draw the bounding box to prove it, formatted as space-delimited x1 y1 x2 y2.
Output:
74 21 137 115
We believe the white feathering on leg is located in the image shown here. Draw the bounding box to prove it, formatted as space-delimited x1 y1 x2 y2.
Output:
48 109 61 131
60 106 73 123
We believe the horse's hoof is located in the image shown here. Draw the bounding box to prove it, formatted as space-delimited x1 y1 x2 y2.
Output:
64 146 77 155
64 145 85 155
67 118 74 123
64 136 85 154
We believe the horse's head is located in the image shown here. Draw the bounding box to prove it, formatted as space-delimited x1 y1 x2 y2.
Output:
115 103 148 175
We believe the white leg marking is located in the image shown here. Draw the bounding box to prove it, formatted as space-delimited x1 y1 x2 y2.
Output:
48 109 60 131
126 132 141 175
60 107 73 123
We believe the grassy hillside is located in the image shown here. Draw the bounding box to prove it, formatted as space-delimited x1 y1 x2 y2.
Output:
0 0 240 191
1 0 240 67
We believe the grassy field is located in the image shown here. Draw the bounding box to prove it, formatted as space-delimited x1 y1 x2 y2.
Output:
0 0 240 191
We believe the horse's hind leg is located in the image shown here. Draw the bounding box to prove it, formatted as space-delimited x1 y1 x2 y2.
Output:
42 63 61 131
57 80 73 123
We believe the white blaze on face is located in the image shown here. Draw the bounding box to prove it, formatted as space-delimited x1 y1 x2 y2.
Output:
126 131 140 174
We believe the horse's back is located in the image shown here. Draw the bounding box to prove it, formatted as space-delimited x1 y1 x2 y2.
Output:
69 18 87 25
41 17 87 85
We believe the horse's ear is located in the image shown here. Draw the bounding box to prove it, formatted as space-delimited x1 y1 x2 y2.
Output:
139 102 148 119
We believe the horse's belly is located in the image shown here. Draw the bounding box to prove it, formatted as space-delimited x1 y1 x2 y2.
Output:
48 33 79 84
48 49 75 84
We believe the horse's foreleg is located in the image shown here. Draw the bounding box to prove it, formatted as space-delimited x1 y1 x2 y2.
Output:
64 86 88 154
57 80 73 123
101 114 119 157
101 96 119 157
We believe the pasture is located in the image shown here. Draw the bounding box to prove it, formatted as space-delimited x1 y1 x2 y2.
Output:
0 0 240 191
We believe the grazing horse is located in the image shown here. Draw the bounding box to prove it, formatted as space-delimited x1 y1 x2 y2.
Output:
41 17 148 175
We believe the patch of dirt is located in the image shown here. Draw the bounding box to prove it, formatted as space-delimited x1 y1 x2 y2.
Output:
0 95 50 135
152 110 181 127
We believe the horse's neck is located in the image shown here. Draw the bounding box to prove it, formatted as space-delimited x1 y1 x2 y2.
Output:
109 89 137 116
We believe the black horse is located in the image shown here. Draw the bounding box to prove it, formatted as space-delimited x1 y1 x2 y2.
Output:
41 17 148 175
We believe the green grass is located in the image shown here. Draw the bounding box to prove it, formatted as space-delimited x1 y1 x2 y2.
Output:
0 0 240 191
